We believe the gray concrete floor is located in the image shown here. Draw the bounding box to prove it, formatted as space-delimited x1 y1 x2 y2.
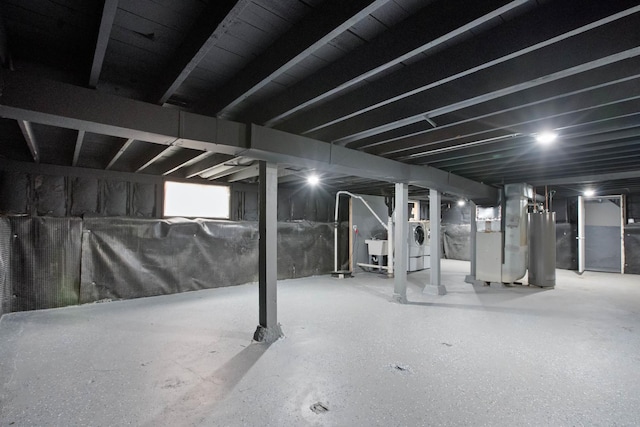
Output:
1 260 640 426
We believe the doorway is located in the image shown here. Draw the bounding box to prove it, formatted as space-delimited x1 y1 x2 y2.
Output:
580 195 625 273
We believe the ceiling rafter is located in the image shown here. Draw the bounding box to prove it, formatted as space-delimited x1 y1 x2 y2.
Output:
278 0 640 137
326 39 640 145
160 152 214 176
72 130 85 166
182 153 237 179
246 0 531 127
368 75 640 158
106 138 135 170
17 120 40 163
383 87 640 160
197 0 391 117
148 0 249 105
89 0 118 88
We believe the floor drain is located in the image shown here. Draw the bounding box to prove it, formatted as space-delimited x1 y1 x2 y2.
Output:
310 402 329 414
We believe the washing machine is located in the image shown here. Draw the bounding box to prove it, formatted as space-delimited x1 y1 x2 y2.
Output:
407 220 430 272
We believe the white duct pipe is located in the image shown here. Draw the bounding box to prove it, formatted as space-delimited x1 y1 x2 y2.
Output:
333 191 389 272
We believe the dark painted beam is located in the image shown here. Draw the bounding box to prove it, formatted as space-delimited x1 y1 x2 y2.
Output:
106 138 135 170
280 0 640 137
316 18 640 145
181 153 236 179
526 170 640 186
136 146 177 172
354 62 640 154
388 87 640 161
148 0 249 105
246 0 529 126
197 0 390 117
0 73 497 202
72 130 85 166
0 73 247 155
17 120 40 163
246 125 498 202
89 0 118 88
144 149 207 176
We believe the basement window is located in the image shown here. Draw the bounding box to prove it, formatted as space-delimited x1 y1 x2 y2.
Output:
163 181 230 219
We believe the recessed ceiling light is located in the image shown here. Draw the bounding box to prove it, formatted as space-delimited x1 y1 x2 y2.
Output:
535 131 557 144
307 174 320 185
584 189 595 197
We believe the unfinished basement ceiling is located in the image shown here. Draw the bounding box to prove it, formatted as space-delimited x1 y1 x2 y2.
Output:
1 0 640 198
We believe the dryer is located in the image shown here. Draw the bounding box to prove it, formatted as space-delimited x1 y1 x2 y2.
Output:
407 220 430 271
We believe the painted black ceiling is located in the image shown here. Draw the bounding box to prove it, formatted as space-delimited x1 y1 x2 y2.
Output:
1 0 640 199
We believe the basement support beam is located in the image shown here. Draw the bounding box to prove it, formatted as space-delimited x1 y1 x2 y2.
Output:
426 189 446 295
0 74 498 203
253 161 283 343
17 120 40 163
89 0 118 88
72 130 85 166
393 183 408 303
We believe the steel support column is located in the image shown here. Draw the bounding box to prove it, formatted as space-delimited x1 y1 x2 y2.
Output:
577 195 585 274
427 189 447 295
253 161 283 343
465 201 477 283
393 183 408 303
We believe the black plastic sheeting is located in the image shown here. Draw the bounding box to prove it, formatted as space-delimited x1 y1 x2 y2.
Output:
80 218 333 303
0 217 10 317
9 217 82 312
625 224 640 274
556 222 577 270
442 224 470 261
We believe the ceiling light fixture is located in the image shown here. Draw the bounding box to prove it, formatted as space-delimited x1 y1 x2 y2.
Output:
535 131 557 144
457 199 466 207
307 175 320 186
583 189 595 197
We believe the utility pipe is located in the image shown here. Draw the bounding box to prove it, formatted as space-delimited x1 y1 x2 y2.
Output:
334 191 388 272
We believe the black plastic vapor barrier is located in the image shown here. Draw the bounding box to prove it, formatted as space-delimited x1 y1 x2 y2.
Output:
556 222 578 270
9 217 82 312
80 218 334 304
0 217 10 317
625 224 640 274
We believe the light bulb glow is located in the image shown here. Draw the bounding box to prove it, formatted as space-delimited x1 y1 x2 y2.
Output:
307 175 320 185
584 189 595 197
536 132 557 144
457 200 466 207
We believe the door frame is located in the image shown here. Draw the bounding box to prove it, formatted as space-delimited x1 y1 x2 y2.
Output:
578 194 625 274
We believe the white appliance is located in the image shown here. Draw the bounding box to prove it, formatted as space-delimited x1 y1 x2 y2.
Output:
408 220 430 272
